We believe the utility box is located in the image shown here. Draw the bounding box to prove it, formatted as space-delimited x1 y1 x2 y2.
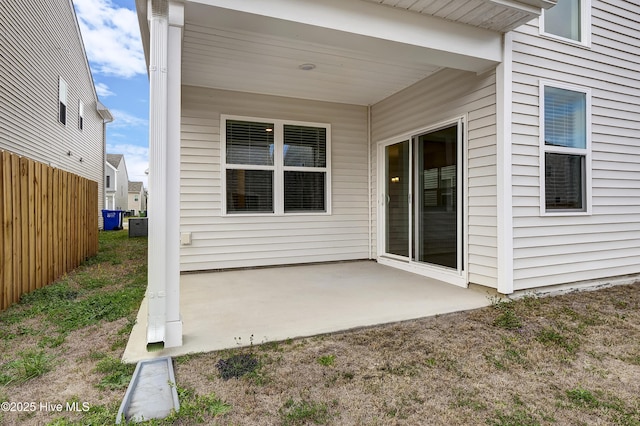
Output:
128 218 148 237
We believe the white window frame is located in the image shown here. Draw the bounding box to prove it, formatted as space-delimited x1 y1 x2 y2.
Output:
78 100 84 131
58 77 68 125
539 80 592 216
539 0 591 47
221 114 332 216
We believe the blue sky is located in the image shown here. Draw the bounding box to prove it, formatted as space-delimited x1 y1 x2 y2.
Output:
74 0 150 186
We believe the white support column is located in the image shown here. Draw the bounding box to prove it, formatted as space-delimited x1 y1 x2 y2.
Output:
164 1 184 347
496 32 514 295
146 0 183 348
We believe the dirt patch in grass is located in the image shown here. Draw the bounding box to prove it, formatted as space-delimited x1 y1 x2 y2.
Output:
1 233 639 425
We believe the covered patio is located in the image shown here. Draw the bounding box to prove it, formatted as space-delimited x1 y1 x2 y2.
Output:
123 261 493 362
136 0 553 350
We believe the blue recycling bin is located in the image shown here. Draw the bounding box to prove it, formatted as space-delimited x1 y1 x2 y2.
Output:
102 210 124 231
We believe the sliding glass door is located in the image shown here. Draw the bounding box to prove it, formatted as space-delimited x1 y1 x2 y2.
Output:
413 125 458 269
384 141 410 257
381 121 462 272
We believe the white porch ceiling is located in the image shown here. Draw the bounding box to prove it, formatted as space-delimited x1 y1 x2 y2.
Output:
183 25 443 106
182 10 444 106
172 0 551 105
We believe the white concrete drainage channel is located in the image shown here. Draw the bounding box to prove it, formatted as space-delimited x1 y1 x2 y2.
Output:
116 357 179 423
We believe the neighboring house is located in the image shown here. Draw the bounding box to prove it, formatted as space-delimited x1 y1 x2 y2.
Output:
105 154 129 211
136 0 640 348
0 0 113 225
128 181 147 215
105 159 117 210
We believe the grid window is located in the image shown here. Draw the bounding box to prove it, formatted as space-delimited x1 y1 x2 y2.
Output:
222 116 330 215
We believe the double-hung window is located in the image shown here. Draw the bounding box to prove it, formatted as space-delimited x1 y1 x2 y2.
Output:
222 115 330 215
541 0 591 46
540 82 591 215
58 77 67 125
78 100 84 131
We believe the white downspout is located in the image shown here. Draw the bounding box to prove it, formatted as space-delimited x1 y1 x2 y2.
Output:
146 0 169 346
367 105 372 260
496 32 514 295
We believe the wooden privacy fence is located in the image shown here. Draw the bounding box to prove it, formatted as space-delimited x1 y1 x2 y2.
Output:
0 150 99 311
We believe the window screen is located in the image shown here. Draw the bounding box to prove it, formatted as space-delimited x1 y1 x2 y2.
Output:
226 169 274 213
284 171 325 212
545 153 584 210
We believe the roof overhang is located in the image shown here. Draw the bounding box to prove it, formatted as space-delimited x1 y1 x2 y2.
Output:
97 101 114 123
136 0 553 105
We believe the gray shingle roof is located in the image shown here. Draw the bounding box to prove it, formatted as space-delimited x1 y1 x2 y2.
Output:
128 181 143 192
106 153 123 168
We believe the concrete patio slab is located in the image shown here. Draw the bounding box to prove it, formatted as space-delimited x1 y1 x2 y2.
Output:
123 261 494 363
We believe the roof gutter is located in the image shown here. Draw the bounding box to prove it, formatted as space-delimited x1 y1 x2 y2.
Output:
487 0 556 14
97 101 114 123
136 0 151 74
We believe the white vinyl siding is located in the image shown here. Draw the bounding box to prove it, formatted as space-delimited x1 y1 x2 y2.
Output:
113 159 129 211
180 87 369 271
0 0 106 221
371 69 498 288
511 0 640 290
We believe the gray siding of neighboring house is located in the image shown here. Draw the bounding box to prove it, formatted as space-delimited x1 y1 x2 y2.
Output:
0 0 106 223
180 86 370 271
110 157 129 212
510 0 640 290
371 69 499 288
105 163 117 209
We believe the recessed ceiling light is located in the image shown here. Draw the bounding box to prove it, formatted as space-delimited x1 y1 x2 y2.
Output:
298 63 316 71
265 128 273 132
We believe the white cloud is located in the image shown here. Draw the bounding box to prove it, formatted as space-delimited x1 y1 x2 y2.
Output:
75 0 146 78
109 109 148 128
95 82 114 97
107 143 149 187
